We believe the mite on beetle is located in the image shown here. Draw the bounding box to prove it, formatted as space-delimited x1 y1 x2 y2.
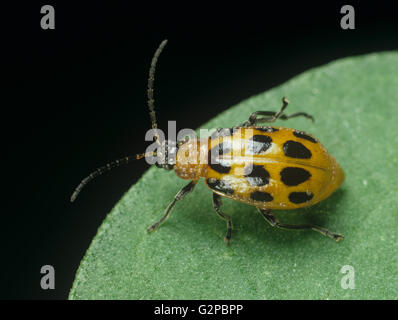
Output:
71 39 345 245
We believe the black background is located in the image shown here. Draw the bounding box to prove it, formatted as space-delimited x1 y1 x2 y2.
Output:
2 1 398 299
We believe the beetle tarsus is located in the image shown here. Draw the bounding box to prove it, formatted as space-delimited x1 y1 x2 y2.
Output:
259 208 344 242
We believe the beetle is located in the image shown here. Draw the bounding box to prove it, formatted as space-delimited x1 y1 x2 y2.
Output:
71 39 345 245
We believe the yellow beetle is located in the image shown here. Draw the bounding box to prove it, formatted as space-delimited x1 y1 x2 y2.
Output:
71 40 344 245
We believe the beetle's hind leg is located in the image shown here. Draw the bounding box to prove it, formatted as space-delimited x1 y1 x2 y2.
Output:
242 97 314 126
213 193 233 245
147 180 197 232
258 208 344 242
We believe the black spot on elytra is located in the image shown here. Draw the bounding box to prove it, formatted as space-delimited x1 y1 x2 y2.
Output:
210 141 232 156
250 191 273 202
206 178 234 195
288 191 314 204
246 135 272 154
256 127 279 133
244 164 270 186
280 167 311 186
208 141 232 174
283 140 312 159
293 130 317 143
209 162 231 174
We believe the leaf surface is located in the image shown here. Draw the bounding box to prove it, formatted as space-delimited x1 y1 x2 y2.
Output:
70 52 398 299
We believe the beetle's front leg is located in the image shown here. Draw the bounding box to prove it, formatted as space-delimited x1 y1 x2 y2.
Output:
147 180 197 232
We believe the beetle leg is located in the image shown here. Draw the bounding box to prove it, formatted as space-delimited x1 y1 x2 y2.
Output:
147 180 197 232
242 97 314 126
213 193 233 245
258 208 344 242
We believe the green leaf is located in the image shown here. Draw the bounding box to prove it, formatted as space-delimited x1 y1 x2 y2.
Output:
70 52 398 299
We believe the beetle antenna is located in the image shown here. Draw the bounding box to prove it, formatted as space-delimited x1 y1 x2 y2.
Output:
71 40 168 202
70 152 154 202
147 39 168 144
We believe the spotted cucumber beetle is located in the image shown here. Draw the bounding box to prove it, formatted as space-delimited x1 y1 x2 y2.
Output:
71 39 345 245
